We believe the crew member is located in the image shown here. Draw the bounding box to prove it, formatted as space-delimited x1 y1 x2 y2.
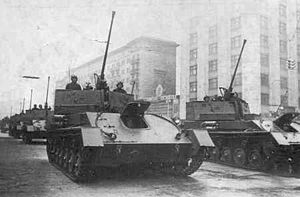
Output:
66 75 82 90
32 104 38 110
113 81 127 94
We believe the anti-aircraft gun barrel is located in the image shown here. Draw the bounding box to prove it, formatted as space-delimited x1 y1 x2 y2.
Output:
100 11 115 80
228 39 247 93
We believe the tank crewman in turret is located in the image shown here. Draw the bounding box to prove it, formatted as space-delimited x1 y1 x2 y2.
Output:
32 104 38 110
66 75 82 90
38 104 43 110
113 81 127 94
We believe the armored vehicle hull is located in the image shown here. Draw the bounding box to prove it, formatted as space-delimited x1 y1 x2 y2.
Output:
184 100 300 176
46 90 214 182
8 114 23 139
21 109 53 144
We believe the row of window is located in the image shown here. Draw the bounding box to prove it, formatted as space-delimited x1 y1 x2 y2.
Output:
262 94 289 106
109 54 140 69
110 62 140 77
189 78 218 93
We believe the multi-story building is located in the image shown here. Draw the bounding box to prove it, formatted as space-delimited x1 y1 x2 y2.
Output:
178 0 300 118
56 36 178 99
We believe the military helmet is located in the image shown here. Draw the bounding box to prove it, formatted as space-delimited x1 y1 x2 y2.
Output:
116 81 123 87
71 74 78 80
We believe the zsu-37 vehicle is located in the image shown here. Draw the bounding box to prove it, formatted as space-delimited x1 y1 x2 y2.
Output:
22 79 53 144
9 113 24 139
46 11 214 182
22 108 53 144
183 39 300 176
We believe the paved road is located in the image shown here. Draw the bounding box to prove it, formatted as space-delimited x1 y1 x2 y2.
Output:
1 133 300 197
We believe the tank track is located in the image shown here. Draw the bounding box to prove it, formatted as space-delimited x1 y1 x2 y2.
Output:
46 130 98 182
207 136 300 177
46 129 205 182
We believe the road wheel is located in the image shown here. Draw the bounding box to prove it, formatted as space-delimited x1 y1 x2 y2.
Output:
63 149 70 169
58 147 65 167
46 139 55 162
54 142 61 164
23 134 32 144
73 152 84 178
208 147 220 161
220 147 232 163
233 148 246 167
68 150 77 173
248 149 263 169
171 148 204 176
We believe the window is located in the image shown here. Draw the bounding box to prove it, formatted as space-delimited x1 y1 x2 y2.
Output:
261 74 269 86
298 62 300 74
231 35 241 49
279 22 286 35
208 60 218 72
297 27 300 39
280 58 287 70
234 73 242 86
280 40 287 54
279 4 287 17
209 43 217 55
190 49 197 63
298 45 300 57
190 33 197 46
231 16 241 30
281 95 288 106
280 77 288 89
209 25 217 39
231 55 240 68
190 65 197 76
209 78 218 90
190 82 197 93
298 80 300 91
261 93 269 105
261 53 269 67
260 35 268 48
260 16 268 30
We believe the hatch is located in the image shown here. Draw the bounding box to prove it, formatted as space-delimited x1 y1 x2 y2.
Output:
121 101 150 117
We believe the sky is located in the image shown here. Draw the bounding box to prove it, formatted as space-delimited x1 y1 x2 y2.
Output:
0 0 208 118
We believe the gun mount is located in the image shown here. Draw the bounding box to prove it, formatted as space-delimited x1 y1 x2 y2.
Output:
95 11 115 91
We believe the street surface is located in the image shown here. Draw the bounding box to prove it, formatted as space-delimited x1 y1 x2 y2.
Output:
1 132 300 197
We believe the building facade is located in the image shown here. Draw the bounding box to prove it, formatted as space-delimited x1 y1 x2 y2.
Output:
178 0 300 118
56 37 178 99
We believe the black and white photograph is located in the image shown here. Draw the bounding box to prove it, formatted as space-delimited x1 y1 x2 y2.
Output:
1 0 300 196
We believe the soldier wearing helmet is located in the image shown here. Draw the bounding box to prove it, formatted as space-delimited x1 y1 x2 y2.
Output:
113 81 127 94
66 75 82 90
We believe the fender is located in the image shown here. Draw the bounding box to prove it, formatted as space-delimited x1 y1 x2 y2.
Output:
189 129 215 147
271 132 289 145
80 127 104 147
186 129 215 155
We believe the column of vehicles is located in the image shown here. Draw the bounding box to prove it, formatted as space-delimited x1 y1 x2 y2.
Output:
178 39 300 176
7 104 53 144
3 12 300 183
